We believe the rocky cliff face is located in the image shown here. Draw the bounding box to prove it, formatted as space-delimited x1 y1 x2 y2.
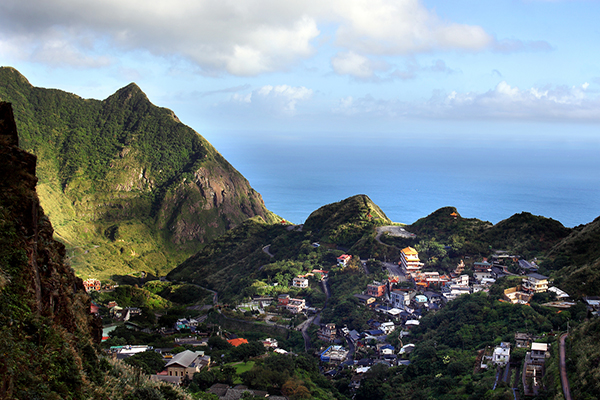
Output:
0 102 102 399
0 67 279 278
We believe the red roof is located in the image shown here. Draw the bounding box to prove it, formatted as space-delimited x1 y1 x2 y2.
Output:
227 338 249 347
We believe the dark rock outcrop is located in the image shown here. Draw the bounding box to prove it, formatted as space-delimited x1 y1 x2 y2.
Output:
0 102 101 399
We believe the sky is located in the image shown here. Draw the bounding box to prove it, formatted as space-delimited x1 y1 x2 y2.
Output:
1 0 600 224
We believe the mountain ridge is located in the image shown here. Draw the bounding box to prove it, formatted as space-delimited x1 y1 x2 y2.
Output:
0 66 280 279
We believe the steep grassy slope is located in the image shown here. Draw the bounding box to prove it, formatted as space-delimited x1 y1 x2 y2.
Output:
0 67 279 279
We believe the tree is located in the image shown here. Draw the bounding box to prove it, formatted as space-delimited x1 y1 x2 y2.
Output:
123 350 166 375
281 379 311 399
193 370 217 390
208 336 232 350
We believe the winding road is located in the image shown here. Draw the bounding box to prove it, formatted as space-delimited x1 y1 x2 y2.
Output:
559 333 572 400
300 277 331 352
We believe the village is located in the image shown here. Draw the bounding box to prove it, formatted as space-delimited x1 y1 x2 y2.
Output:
80 238 600 400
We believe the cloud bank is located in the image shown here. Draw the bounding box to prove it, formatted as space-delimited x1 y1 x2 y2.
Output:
0 0 517 76
335 82 600 121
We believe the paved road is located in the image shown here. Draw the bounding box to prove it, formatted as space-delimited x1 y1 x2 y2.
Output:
559 333 572 400
262 244 274 258
301 278 331 352
375 226 415 242
383 261 407 281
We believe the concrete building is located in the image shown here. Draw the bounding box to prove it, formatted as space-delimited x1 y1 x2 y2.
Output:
367 281 386 297
522 273 549 294
492 342 511 366
292 277 309 288
320 345 348 363
318 323 337 342
165 350 210 379
399 247 423 272
337 254 352 267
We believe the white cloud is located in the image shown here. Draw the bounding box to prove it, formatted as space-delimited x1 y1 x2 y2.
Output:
230 84 313 114
331 51 375 78
330 0 492 55
0 0 500 75
334 82 600 121
0 28 111 68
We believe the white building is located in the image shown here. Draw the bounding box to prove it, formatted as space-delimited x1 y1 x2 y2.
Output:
492 342 511 366
292 277 309 288
380 322 396 335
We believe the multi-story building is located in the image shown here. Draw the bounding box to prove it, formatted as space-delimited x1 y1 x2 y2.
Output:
522 273 549 293
492 342 511 366
399 247 423 272
337 254 352 267
390 289 412 309
286 298 306 314
318 323 337 342
83 278 101 292
367 281 386 297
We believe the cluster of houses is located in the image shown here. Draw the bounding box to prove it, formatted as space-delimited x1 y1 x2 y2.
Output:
316 320 414 390
478 332 551 397
83 278 101 292
83 278 117 292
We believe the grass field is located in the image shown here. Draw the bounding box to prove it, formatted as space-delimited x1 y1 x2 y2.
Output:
226 360 255 384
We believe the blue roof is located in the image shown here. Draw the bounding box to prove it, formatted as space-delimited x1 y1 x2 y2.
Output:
365 329 385 336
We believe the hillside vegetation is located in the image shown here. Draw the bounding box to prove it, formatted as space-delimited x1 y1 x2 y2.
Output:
168 195 392 302
0 67 279 279
0 102 192 400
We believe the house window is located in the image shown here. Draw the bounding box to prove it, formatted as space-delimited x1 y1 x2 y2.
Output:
169 371 172 376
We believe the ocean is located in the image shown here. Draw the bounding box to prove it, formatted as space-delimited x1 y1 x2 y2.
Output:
210 134 600 228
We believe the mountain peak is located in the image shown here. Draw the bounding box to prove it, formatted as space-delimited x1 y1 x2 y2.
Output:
107 82 149 105
0 66 33 87
304 194 391 246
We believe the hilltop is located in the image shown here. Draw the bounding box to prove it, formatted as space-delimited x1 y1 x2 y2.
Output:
0 67 280 279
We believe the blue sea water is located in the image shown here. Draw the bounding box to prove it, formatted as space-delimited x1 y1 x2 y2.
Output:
211 135 600 228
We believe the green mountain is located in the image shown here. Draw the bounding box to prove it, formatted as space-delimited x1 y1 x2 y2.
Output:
407 207 572 259
0 67 279 280
483 212 571 258
542 216 600 298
